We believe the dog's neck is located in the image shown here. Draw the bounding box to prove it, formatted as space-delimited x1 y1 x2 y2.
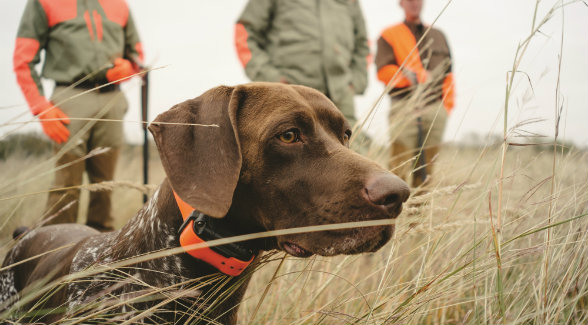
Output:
108 180 180 260
97 179 262 324
110 179 250 273
116 179 266 254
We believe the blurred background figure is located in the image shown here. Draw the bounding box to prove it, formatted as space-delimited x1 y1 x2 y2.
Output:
375 0 455 188
234 0 369 127
13 0 143 231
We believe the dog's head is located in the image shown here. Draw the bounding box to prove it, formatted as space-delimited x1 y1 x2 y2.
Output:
149 83 409 257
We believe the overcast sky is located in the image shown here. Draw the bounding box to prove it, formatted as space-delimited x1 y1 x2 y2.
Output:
1 0 587 147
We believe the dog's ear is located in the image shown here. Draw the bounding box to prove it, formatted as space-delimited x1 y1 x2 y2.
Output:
148 86 242 218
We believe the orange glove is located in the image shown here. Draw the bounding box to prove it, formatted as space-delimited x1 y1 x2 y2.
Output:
106 58 136 84
38 103 70 144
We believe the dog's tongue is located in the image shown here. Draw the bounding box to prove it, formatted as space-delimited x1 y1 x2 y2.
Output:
283 242 313 257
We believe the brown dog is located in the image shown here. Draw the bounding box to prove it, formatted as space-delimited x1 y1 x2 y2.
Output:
0 83 409 324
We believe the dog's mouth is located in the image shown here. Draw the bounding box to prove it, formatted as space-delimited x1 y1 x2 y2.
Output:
281 241 314 257
278 225 393 258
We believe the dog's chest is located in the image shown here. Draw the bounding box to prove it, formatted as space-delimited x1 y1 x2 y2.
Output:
0 268 18 309
66 188 187 309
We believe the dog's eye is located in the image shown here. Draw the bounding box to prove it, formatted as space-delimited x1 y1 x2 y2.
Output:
277 129 300 144
343 130 352 146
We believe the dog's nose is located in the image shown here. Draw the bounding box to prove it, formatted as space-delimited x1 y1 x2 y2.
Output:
364 173 410 216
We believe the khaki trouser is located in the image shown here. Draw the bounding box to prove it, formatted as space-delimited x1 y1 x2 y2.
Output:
44 86 127 230
388 98 447 188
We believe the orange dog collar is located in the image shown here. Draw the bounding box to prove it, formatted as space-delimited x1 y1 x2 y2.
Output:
173 191 255 276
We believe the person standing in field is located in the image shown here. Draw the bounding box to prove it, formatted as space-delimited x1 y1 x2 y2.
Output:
234 0 370 127
375 0 455 188
13 0 144 231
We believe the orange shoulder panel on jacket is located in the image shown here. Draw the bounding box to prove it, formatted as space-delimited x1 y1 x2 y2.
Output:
98 0 129 26
39 0 78 27
380 23 424 76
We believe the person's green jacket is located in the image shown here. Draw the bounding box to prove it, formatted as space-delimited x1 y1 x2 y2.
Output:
235 0 369 105
14 0 143 114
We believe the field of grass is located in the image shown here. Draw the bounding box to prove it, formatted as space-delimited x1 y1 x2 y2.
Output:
237 143 587 324
0 132 586 324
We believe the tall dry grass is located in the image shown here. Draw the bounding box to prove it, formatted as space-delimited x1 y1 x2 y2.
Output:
1 140 585 324
1 0 587 323
235 143 587 325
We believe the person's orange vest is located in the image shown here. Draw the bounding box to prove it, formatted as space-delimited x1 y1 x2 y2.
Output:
377 23 455 113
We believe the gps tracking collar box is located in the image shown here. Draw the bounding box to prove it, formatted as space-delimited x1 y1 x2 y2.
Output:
173 191 255 276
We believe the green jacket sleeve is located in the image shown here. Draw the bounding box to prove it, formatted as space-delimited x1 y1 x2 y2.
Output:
124 10 143 64
235 0 282 82
349 0 369 94
13 0 49 114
